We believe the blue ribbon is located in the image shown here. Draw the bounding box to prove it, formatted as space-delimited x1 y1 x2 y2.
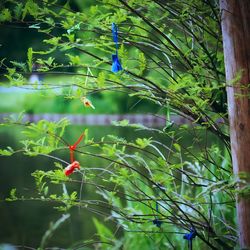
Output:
183 229 196 250
153 218 162 227
111 23 122 73
112 23 118 44
112 54 122 73
153 201 162 228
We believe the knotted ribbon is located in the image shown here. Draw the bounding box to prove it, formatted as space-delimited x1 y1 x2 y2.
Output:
69 131 85 163
153 184 165 228
153 201 162 227
183 229 197 250
111 23 122 73
64 131 85 176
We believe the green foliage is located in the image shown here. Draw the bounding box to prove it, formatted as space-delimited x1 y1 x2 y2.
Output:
32 167 68 196
27 48 33 72
14 3 24 19
0 0 237 249
67 22 82 34
97 72 106 88
10 61 27 72
135 137 152 149
21 0 40 20
0 8 12 22
5 188 18 201
0 146 14 156
31 168 79 212
66 54 81 65
20 118 69 155
173 143 181 152
138 51 147 76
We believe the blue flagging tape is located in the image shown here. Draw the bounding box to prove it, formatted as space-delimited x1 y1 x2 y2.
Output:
153 201 162 228
111 54 122 73
112 23 118 43
183 229 197 250
111 23 122 73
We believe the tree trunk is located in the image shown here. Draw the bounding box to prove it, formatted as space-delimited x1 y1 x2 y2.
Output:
220 0 250 248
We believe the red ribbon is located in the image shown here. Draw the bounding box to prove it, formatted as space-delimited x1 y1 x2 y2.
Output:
68 131 85 163
64 161 80 176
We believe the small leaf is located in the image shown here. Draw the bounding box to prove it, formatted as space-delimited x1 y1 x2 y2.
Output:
6 188 18 201
138 51 146 75
173 143 181 152
10 61 27 72
27 48 33 72
66 54 81 65
22 0 39 20
136 138 152 148
97 72 105 88
0 148 13 156
67 22 82 34
43 37 60 46
14 3 23 19
112 119 129 127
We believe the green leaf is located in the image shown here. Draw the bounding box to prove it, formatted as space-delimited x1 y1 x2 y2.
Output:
66 54 81 65
6 188 18 201
138 51 146 76
43 37 61 46
0 147 14 156
10 61 27 72
14 3 23 19
27 48 33 72
135 137 152 149
97 72 105 88
62 33 75 43
32 47 56 55
173 143 181 152
67 22 82 34
0 9 12 22
112 119 129 127
22 0 39 20
84 128 89 144
93 217 114 243
45 57 55 66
